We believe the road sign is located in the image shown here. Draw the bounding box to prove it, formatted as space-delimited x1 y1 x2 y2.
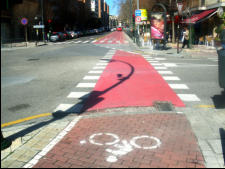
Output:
135 16 142 25
135 10 141 17
33 25 45 29
21 18 28 25
135 16 141 22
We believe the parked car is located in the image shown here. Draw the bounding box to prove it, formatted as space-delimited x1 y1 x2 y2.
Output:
66 31 77 39
62 31 70 40
49 32 65 42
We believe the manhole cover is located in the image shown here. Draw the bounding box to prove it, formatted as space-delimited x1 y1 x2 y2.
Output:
154 101 174 111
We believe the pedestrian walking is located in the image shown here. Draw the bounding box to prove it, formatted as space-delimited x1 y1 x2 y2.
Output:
219 25 225 50
47 31 51 42
182 27 190 49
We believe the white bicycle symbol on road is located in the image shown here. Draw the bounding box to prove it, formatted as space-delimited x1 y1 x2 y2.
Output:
80 133 161 163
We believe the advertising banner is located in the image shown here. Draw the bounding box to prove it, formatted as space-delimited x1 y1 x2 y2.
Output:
91 0 95 12
151 13 165 40
140 9 148 21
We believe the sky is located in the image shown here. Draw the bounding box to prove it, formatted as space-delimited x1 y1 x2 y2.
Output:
105 0 120 16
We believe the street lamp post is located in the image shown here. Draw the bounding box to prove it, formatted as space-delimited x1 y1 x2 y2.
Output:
176 0 183 54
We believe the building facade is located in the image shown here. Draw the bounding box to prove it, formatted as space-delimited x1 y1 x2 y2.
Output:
1 0 110 43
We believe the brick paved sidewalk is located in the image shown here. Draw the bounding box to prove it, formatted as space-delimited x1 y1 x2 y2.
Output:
30 113 205 168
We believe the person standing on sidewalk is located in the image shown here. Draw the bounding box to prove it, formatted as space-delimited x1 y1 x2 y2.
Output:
182 27 190 49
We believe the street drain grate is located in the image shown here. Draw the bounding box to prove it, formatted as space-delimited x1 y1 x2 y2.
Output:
154 101 174 111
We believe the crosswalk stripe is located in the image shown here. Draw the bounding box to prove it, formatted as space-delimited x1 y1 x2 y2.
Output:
88 70 103 74
158 71 173 75
67 92 90 98
163 76 180 81
169 84 189 89
83 76 100 80
178 94 201 101
76 83 96 88
154 67 168 70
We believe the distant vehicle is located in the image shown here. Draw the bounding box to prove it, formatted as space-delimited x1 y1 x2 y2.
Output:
62 32 70 40
67 31 78 39
49 32 65 42
117 27 122 31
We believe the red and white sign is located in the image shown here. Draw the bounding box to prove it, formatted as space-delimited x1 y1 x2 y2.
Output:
135 16 141 22
135 16 142 24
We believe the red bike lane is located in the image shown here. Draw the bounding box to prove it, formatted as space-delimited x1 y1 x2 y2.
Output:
29 33 206 168
94 31 125 44
33 114 205 168
82 50 185 112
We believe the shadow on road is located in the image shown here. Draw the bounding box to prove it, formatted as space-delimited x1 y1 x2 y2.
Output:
212 90 225 109
219 128 225 166
3 58 135 149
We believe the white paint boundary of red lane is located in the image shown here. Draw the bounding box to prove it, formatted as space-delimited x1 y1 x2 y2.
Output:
23 116 82 168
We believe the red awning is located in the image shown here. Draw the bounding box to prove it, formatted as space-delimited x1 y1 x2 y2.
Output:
182 8 217 24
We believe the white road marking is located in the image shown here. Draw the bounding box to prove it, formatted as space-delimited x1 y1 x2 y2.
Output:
96 63 108 66
23 116 82 168
158 71 173 75
76 83 96 88
83 41 89 43
163 76 180 81
178 94 201 101
151 63 163 66
67 92 90 98
154 67 168 70
88 70 103 74
169 84 189 89
74 41 82 43
93 66 106 69
155 58 167 60
148 61 159 63
83 76 100 80
162 63 177 67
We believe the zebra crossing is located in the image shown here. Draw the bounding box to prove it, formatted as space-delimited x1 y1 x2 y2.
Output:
49 38 128 46
53 48 202 114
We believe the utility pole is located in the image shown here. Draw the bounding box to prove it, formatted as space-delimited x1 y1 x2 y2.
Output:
137 0 139 35
41 0 45 42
